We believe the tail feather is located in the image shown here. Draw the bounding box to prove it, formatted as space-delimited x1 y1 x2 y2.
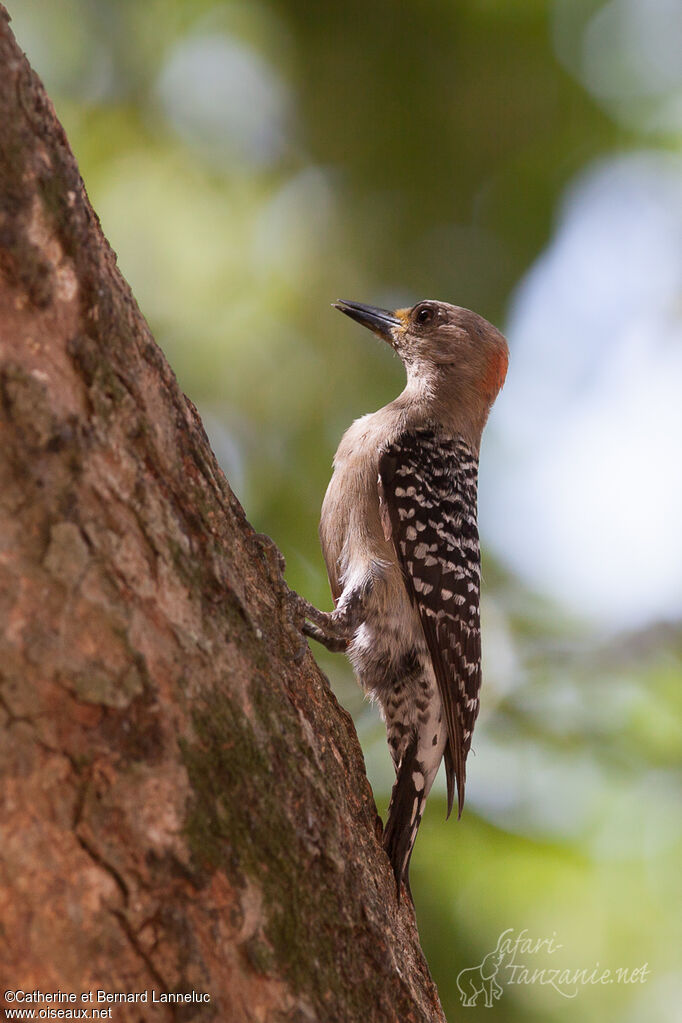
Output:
383 736 426 900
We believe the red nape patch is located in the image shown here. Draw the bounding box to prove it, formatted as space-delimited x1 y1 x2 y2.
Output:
483 347 508 398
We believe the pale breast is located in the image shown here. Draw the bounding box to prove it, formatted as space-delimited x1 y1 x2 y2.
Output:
320 408 406 605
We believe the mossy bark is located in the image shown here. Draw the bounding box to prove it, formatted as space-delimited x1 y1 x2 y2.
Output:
0 8 447 1022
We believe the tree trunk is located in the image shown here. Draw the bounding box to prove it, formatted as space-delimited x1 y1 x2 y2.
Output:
0 9 446 1021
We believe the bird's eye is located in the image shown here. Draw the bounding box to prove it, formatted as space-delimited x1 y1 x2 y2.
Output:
415 306 433 325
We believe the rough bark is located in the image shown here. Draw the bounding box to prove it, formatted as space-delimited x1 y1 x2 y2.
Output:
0 9 447 1022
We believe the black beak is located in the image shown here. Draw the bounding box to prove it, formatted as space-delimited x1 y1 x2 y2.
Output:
333 300 400 343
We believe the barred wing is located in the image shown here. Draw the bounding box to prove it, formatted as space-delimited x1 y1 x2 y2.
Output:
378 427 482 818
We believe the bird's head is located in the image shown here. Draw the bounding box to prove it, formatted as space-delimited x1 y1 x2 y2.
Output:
334 298 509 427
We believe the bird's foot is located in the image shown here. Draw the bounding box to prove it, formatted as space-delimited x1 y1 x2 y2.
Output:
302 620 349 653
287 592 351 652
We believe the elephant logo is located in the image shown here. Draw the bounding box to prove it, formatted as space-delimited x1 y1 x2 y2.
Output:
456 942 505 1008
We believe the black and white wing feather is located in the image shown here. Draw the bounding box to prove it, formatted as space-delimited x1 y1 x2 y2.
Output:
378 427 482 818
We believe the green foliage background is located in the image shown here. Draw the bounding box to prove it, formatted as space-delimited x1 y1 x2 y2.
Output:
10 1 681 1019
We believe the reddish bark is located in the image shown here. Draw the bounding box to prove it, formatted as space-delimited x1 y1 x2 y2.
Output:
0 8 447 1022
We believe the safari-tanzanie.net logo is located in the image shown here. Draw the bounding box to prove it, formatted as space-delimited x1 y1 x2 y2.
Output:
456 927 649 1007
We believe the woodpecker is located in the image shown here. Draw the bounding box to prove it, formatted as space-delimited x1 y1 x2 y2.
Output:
299 299 508 897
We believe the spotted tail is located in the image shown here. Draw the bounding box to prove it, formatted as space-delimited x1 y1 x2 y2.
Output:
382 735 428 900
